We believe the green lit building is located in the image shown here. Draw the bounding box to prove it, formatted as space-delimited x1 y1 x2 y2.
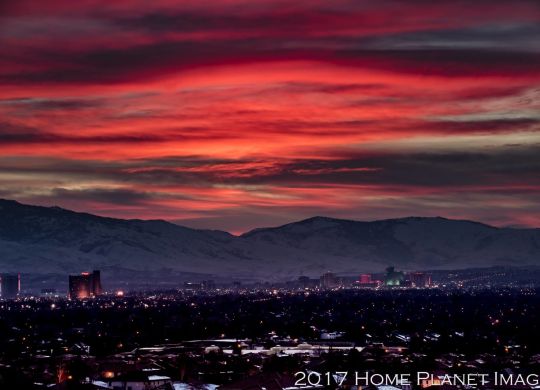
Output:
384 266 405 286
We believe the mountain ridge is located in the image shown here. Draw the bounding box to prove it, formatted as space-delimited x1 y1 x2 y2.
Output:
241 215 504 237
0 198 539 281
1 199 512 235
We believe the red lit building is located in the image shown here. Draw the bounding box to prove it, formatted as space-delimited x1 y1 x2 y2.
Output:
68 270 102 299
359 274 372 284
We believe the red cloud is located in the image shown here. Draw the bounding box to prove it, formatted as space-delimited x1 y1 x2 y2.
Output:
1 0 539 231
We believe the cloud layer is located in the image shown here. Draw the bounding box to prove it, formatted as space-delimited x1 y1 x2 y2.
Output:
1 0 539 232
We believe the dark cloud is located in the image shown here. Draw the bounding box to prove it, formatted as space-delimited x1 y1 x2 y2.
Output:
257 147 540 187
2 1 540 86
42 187 196 205
2 145 539 189
362 23 540 52
0 122 242 144
331 49 540 77
3 43 539 85
416 118 540 134
0 97 102 111
111 11 317 34
0 122 45 142
50 187 158 205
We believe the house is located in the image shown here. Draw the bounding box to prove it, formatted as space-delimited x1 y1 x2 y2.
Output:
107 371 173 390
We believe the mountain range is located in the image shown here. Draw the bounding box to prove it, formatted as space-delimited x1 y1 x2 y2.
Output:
0 199 539 283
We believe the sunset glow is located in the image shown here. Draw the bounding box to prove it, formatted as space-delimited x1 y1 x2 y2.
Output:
1 0 539 232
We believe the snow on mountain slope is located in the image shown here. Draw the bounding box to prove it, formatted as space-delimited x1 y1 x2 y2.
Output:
241 216 540 272
1 199 539 279
0 199 247 274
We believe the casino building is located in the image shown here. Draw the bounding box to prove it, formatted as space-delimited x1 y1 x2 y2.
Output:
68 270 102 299
384 266 405 286
0 273 20 299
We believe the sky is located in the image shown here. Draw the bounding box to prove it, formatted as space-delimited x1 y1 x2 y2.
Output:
0 0 539 233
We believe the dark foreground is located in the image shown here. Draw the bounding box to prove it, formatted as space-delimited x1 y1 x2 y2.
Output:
1 288 539 389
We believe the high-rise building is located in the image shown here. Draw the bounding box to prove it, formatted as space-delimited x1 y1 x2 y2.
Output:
68 270 102 299
92 270 102 295
320 272 339 289
409 272 432 288
384 266 405 286
0 273 20 299
202 280 216 290
297 276 319 289
69 274 92 299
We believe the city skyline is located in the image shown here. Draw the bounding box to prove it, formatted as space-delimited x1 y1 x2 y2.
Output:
1 1 539 233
